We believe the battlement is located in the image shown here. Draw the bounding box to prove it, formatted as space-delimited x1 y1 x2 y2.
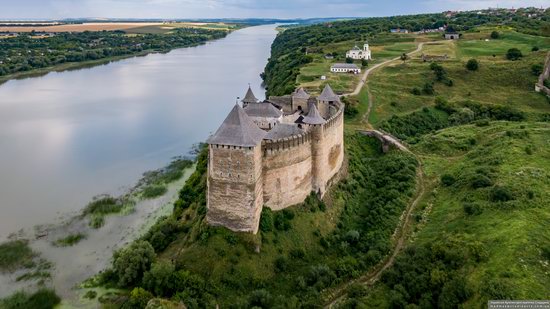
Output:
206 85 345 233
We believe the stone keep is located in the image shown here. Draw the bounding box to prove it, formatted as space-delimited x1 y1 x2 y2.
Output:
206 85 345 234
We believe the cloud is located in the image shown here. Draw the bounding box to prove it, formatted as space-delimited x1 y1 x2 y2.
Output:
0 0 547 19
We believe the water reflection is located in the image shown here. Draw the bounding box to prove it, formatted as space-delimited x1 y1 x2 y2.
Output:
0 24 277 239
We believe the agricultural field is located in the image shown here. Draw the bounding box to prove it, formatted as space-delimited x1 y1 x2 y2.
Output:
364 29 550 125
0 22 239 34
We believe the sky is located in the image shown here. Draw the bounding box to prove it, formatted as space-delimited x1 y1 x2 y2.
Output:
0 0 548 20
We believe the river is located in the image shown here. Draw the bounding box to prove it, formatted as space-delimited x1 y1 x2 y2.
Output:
0 24 278 240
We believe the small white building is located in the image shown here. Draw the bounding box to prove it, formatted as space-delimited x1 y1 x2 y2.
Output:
346 41 372 60
444 32 460 40
331 63 361 74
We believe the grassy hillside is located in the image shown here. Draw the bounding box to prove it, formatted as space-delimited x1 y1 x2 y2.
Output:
92 133 418 308
366 30 550 126
345 121 550 307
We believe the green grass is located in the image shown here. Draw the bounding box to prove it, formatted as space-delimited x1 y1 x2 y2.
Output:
355 121 550 307
0 289 61 309
53 233 87 247
0 240 36 272
366 39 549 126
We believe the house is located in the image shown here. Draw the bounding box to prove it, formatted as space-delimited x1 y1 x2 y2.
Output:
444 32 460 40
346 41 371 60
331 63 361 74
390 28 409 34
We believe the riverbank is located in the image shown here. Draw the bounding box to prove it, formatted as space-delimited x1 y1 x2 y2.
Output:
0 164 196 303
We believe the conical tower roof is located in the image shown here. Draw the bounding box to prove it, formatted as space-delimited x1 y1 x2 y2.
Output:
293 87 310 100
242 86 258 104
302 103 326 125
318 84 340 102
207 104 267 147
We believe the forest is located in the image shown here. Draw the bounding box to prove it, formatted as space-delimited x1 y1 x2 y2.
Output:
0 28 228 77
263 7 550 97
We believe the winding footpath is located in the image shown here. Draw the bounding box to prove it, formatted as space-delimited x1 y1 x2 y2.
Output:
326 42 430 308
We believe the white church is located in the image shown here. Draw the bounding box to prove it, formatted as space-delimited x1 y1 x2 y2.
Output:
346 41 372 60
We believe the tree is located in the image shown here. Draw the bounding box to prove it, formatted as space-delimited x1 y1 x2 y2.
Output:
490 31 500 39
361 58 369 67
345 57 354 64
400 53 408 63
113 240 155 287
423 83 435 95
506 48 523 61
532 46 540 52
531 64 543 76
142 261 175 296
465 59 479 71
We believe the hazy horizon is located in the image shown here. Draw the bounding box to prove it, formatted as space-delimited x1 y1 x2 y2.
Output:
0 0 547 20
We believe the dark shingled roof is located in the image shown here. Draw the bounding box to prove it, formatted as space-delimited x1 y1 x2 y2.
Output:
301 103 326 125
264 124 304 140
244 102 283 118
242 86 258 104
207 104 267 147
318 84 340 102
293 87 310 100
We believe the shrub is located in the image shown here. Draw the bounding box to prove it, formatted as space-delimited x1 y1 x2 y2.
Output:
125 288 153 309
345 57 354 64
142 216 182 252
54 233 86 247
411 87 421 95
0 289 61 309
289 248 306 259
274 212 292 231
463 203 483 216
141 185 167 199
471 174 493 188
274 256 289 273
532 46 540 52
0 240 35 271
491 186 514 202
142 261 175 296
423 83 435 95
466 59 479 71
306 264 336 289
506 48 523 61
259 208 274 232
449 108 475 125
531 64 543 76
84 195 122 215
441 174 456 186
249 289 273 308
89 215 105 229
84 290 97 299
490 31 500 39
113 240 155 287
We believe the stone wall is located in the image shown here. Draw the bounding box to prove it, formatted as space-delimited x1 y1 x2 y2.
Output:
206 144 263 233
535 51 550 96
320 104 345 189
262 133 313 210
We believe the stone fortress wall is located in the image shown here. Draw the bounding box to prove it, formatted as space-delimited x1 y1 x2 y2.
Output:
206 85 345 234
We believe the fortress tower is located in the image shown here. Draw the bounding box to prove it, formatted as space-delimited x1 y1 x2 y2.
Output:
206 85 345 234
206 104 266 233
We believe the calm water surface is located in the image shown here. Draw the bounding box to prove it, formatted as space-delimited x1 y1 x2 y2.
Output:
0 24 277 239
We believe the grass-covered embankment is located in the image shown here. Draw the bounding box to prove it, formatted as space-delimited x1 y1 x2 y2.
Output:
344 121 550 308
91 132 418 307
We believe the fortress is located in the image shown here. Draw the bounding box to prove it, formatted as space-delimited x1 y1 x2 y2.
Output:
206 84 345 234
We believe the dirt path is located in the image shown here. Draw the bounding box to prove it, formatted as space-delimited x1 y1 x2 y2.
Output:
324 42 431 307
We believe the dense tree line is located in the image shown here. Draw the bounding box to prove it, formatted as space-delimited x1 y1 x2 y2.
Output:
263 8 550 96
0 28 227 77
